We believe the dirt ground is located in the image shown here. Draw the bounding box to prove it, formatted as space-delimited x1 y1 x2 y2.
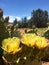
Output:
0 60 49 65
0 58 5 65
42 62 49 65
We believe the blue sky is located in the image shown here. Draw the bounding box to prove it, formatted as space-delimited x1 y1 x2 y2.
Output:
0 0 49 22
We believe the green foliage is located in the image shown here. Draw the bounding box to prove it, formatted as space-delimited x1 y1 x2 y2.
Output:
0 9 9 44
22 17 28 28
0 8 9 57
43 30 49 39
13 18 17 25
31 9 48 27
28 19 33 28
18 17 28 28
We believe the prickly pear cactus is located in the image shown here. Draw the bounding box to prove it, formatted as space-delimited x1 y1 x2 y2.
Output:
43 27 49 39
0 8 9 57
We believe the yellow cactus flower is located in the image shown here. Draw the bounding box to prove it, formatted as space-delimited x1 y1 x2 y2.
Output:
35 36 48 49
21 33 48 49
2 37 21 54
21 33 37 47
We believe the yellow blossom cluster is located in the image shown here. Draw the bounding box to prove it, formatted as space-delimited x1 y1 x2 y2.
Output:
2 37 21 54
21 33 48 49
2 33 48 55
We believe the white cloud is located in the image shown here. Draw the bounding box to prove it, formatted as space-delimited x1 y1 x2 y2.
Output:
3 15 31 23
15 17 21 21
27 16 31 20
4 15 21 23
9 16 15 23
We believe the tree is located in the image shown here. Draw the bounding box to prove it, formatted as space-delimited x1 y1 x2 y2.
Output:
13 18 17 25
43 11 48 26
28 17 33 28
18 21 22 28
22 17 28 28
31 9 48 27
